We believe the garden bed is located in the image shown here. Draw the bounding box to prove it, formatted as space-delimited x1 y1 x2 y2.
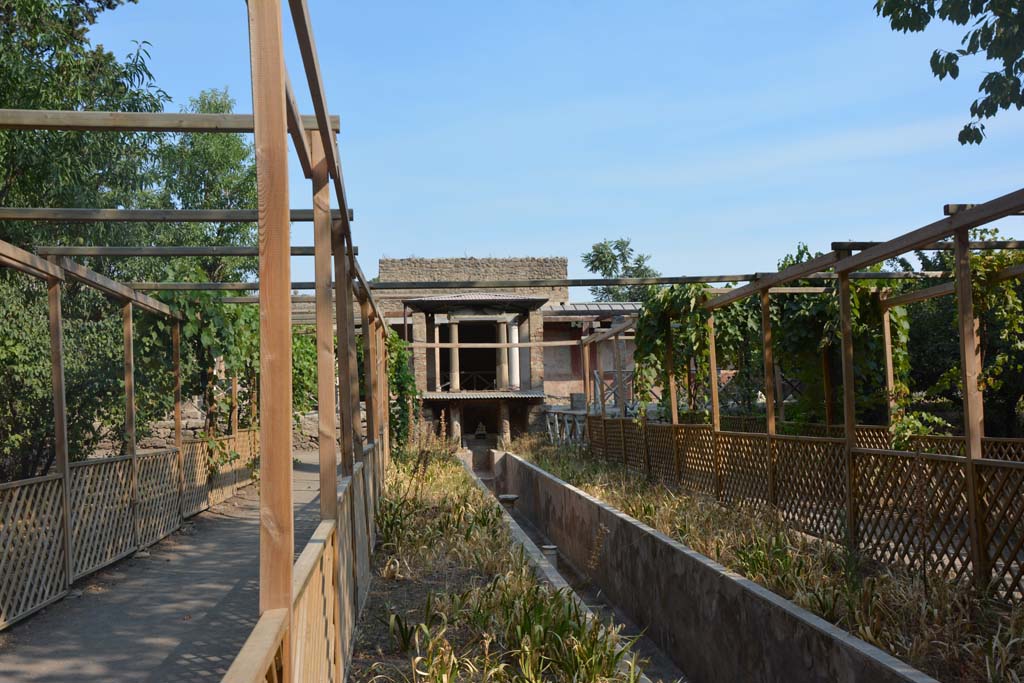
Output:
512 436 1023 683
347 448 666 682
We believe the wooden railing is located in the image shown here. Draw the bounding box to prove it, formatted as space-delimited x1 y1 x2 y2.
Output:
583 416 1024 603
0 428 259 630
223 436 385 682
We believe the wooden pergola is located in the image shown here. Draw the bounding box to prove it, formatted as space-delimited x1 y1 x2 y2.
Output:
0 1 391 680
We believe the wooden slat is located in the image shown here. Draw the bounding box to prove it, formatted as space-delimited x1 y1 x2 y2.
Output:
222 608 289 683
56 257 173 316
248 4 294 664
834 187 1024 274
0 108 339 132
955 228 989 590
0 240 63 280
287 0 347 215
285 79 313 179
704 252 839 310
2 208 340 222
310 132 337 522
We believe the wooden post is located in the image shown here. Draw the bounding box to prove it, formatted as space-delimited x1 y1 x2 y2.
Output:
881 292 897 426
230 376 239 435
665 339 679 425
48 278 72 585
311 131 338 521
838 272 857 552
496 321 509 389
595 340 607 417
760 291 777 507
361 300 377 450
247 2 293 671
954 228 989 591
708 315 721 432
333 224 355 477
613 334 626 415
123 301 137 546
581 340 591 413
173 321 183 517
449 320 460 392
344 240 363 458
822 348 834 427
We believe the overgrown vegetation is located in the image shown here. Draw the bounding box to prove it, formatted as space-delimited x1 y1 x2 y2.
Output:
516 435 1024 683
350 432 652 682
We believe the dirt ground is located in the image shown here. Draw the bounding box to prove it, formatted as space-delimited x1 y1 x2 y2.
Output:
0 451 325 683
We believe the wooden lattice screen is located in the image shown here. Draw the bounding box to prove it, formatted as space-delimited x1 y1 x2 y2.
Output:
70 457 135 578
774 435 845 542
0 475 67 629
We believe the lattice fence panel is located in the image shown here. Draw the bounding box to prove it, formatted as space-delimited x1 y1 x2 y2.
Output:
983 438 1024 462
604 419 625 464
587 417 605 461
854 425 891 450
679 425 716 495
854 449 917 568
717 431 769 506
136 449 181 548
774 436 845 542
0 476 67 629
208 436 241 506
622 420 646 473
646 423 677 483
181 440 210 517
909 435 965 457
916 455 972 583
292 525 340 683
70 458 134 578
978 461 1024 602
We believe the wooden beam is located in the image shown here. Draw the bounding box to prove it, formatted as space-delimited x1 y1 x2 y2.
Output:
123 302 137 547
581 318 636 345
2 208 342 223
954 228 989 591
581 339 591 413
285 79 312 179
56 257 173 316
834 187 1024 274
881 281 955 309
833 240 1024 251
881 294 896 425
248 1 294 667
838 271 857 552
173 322 183 518
36 245 352 257
310 132 337 522
704 252 840 310
0 240 64 281
761 290 777 438
344 236 364 455
361 299 377 450
707 315 721 431
665 338 678 425
407 339 580 350
0 108 339 132
287 0 348 213
48 279 72 585
946 203 1024 216
333 226 356 477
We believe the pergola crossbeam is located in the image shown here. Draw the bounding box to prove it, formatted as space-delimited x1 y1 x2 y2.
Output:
56 257 173 316
0 207 347 223
36 245 355 257
0 108 340 132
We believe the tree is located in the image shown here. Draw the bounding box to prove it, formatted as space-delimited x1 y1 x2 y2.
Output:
581 238 660 303
875 0 1024 144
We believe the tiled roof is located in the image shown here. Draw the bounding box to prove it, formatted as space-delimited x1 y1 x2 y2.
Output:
403 292 549 314
541 301 641 314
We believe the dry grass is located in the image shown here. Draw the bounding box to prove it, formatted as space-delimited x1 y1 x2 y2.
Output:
350 428 658 682
514 434 1024 683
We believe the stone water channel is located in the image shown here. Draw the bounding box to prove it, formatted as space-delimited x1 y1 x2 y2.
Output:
465 441 688 683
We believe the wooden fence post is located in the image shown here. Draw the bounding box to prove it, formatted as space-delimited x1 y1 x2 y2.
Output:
760 290 777 507
613 333 626 415
665 339 679 425
333 222 355 477
881 291 897 426
173 321 183 518
310 131 338 523
246 1 293 677
838 271 858 552
123 302 137 547
581 339 591 415
344 237 363 457
48 277 72 585
954 228 990 591
230 376 239 435
361 300 378 450
595 340 607 418
707 314 723 501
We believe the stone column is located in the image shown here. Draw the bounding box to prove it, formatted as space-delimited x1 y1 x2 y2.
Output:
497 321 509 389
508 320 520 390
450 403 463 444
450 320 460 392
431 314 441 391
499 400 511 448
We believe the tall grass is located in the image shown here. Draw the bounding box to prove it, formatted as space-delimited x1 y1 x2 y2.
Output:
361 431 651 682
514 434 1024 683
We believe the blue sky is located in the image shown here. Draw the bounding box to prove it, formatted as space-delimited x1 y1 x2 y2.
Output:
89 1 1024 295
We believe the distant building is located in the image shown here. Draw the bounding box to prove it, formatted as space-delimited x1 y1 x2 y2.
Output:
375 257 638 443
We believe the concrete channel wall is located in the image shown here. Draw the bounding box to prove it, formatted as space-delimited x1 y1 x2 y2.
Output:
494 452 938 683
